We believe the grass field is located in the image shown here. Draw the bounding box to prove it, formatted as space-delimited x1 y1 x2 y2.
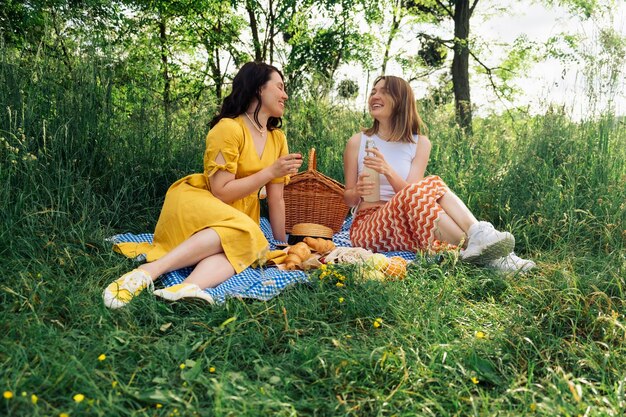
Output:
1 48 625 416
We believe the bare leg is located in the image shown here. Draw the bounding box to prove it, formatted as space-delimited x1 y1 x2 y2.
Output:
433 213 465 246
182 253 235 289
138 228 224 279
437 191 478 233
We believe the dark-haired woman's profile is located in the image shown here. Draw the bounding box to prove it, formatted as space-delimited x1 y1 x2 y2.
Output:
103 62 303 308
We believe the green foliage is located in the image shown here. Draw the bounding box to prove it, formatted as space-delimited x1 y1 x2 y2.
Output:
1 16 626 417
337 79 359 99
417 37 448 68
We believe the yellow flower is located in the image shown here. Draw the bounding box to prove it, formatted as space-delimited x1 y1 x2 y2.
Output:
335 282 344 287
3 391 13 399
179 363 186 369
530 403 537 412
60 413 69 417
320 264 327 271
98 354 106 361
475 331 486 339
73 393 85 403
373 318 383 328
338 297 345 303
31 394 38 404
471 377 479 384
111 381 118 388
209 367 216 373
156 403 163 409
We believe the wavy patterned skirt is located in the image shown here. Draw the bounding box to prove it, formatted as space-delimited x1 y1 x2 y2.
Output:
350 175 450 253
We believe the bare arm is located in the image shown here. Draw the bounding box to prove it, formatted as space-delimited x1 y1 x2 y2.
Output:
356 135 432 195
343 133 366 207
405 136 431 183
266 182 286 242
209 152 302 204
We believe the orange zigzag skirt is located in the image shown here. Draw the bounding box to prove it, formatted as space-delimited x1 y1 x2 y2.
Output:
350 175 449 253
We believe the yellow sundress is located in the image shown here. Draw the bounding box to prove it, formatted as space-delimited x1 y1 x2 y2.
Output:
114 116 289 273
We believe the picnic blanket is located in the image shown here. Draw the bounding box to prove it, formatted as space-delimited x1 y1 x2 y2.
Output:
108 217 416 304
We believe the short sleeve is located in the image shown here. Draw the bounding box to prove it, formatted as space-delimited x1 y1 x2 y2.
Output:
269 129 290 185
203 118 243 178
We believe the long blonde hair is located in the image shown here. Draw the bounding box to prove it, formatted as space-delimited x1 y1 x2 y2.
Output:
363 75 427 143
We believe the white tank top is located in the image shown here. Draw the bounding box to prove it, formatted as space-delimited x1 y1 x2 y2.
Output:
357 133 418 201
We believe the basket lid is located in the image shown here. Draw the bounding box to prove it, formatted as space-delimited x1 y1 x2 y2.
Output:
290 223 333 239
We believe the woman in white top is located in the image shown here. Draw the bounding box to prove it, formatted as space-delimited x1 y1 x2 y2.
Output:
343 75 535 272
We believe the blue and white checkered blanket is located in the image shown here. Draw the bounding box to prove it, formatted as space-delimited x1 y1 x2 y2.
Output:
108 217 416 304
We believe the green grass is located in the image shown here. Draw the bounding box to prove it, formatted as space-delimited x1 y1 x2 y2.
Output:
1 45 626 416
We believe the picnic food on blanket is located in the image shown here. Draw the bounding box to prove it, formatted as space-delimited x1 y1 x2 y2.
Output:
324 247 408 280
284 242 312 270
362 268 386 281
303 237 336 253
384 256 408 280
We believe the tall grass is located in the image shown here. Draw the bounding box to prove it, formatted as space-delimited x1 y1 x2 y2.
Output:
1 42 625 417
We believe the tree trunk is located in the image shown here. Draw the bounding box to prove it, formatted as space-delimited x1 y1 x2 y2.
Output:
246 0 263 61
268 0 274 63
158 17 171 131
452 0 472 134
381 1 401 74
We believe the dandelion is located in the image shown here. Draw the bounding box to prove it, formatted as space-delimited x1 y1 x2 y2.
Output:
60 413 69 417
338 297 345 303
530 403 537 412
336 282 345 288
98 354 106 361
31 394 38 404
333 271 346 281
179 363 186 370
209 367 216 373
3 391 13 399
73 393 85 403
156 403 163 408
475 331 486 339
471 377 479 384
373 318 383 328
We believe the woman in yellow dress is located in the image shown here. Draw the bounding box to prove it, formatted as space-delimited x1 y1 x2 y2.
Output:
103 62 303 308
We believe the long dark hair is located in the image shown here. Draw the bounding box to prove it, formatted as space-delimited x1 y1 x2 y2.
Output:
210 61 284 130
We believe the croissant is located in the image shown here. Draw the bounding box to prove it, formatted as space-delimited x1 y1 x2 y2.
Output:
284 254 303 270
304 237 336 253
289 242 312 259
285 242 312 270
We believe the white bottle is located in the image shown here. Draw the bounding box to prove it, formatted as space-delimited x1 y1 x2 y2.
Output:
362 138 380 202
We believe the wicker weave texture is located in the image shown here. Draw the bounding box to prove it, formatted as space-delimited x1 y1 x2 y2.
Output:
284 149 349 233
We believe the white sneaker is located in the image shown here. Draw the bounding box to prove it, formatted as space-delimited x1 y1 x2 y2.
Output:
460 221 515 264
487 253 536 273
153 283 214 304
103 269 154 309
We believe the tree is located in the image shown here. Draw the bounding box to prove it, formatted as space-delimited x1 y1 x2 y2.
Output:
237 0 375 96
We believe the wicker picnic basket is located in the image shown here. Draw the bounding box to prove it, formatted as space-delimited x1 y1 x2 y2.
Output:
284 148 349 233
